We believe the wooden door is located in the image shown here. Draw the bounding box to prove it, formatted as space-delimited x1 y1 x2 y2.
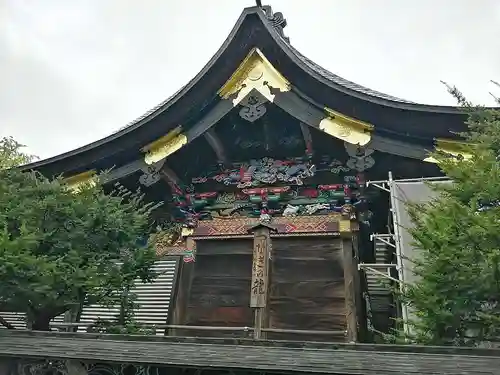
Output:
185 239 253 337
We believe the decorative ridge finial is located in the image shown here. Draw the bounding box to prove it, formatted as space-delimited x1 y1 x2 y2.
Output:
255 0 263 7
260 5 289 42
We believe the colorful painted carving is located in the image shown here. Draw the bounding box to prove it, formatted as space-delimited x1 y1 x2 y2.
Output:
195 157 316 188
167 152 373 229
171 182 363 221
192 155 366 187
283 204 300 217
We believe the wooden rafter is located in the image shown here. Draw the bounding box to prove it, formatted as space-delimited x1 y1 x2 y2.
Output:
299 122 313 155
204 129 228 165
160 164 183 194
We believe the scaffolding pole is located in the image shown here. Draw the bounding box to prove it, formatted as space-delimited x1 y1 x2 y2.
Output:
358 263 398 283
387 171 409 336
367 172 450 337
367 172 408 334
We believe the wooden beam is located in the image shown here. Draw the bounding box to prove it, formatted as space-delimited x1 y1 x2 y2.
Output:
263 118 272 152
186 99 235 141
159 164 184 195
204 129 228 165
300 122 313 155
85 89 432 187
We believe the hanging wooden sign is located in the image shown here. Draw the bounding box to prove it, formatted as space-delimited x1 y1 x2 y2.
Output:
250 234 269 307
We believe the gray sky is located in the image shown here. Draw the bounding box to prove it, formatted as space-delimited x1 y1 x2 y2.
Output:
1 0 500 160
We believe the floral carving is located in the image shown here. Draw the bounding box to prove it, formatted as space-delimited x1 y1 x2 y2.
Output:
344 142 375 172
239 94 267 122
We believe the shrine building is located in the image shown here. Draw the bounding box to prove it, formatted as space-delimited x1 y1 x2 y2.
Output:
14 4 469 342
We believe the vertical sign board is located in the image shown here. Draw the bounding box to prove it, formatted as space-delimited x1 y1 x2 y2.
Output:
249 224 274 339
251 234 268 308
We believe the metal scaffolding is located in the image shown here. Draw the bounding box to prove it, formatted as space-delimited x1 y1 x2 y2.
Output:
364 172 449 336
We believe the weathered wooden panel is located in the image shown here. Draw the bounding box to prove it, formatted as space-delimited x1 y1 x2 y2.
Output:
189 277 250 307
270 296 346 315
272 258 344 282
195 239 253 255
185 240 253 336
191 253 252 278
1 330 499 375
271 280 345 298
269 312 346 330
275 242 342 259
186 307 253 325
269 237 346 341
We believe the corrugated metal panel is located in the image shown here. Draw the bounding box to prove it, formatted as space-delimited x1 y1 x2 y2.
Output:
2 258 180 333
0 311 26 329
1 311 66 330
78 258 179 334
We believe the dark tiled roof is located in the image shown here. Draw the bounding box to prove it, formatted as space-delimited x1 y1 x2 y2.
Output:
21 6 463 172
289 44 415 104
259 4 414 104
1 331 499 374
116 7 414 136
115 85 186 133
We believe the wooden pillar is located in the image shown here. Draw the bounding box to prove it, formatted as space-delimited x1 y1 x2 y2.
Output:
168 238 195 336
340 220 359 343
248 223 275 340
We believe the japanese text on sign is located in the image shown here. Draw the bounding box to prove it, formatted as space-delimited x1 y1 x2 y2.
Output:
250 235 268 307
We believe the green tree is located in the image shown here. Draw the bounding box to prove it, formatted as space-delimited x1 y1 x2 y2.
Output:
86 289 156 335
0 136 37 169
401 82 500 346
0 168 160 331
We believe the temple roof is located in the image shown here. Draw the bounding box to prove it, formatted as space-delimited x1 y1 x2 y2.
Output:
23 5 469 178
109 5 416 136
288 45 414 104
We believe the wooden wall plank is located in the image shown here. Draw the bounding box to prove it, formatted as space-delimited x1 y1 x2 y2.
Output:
185 240 253 337
269 237 346 342
271 280 345 298
196 239 253 255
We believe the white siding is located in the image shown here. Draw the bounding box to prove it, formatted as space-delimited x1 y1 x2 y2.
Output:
78 258 179 334
0 311 26 329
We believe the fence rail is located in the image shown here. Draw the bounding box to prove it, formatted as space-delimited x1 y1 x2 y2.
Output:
39 322 347 339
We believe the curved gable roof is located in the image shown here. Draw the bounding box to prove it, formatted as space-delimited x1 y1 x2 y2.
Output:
24 5 465 173
289 45 414 104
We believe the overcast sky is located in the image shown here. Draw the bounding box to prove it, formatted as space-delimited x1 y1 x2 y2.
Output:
1 0 500 160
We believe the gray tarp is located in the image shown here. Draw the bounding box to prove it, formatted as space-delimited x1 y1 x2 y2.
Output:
391 179 451 327
392 180 451 284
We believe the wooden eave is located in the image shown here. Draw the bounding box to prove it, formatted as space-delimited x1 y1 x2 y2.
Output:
23 5 484 177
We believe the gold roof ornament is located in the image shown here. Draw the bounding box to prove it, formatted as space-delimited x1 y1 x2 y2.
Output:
424 138 472 163
319 108 374 146
63 170 97 192
141 126 187 165
218 48 291 106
